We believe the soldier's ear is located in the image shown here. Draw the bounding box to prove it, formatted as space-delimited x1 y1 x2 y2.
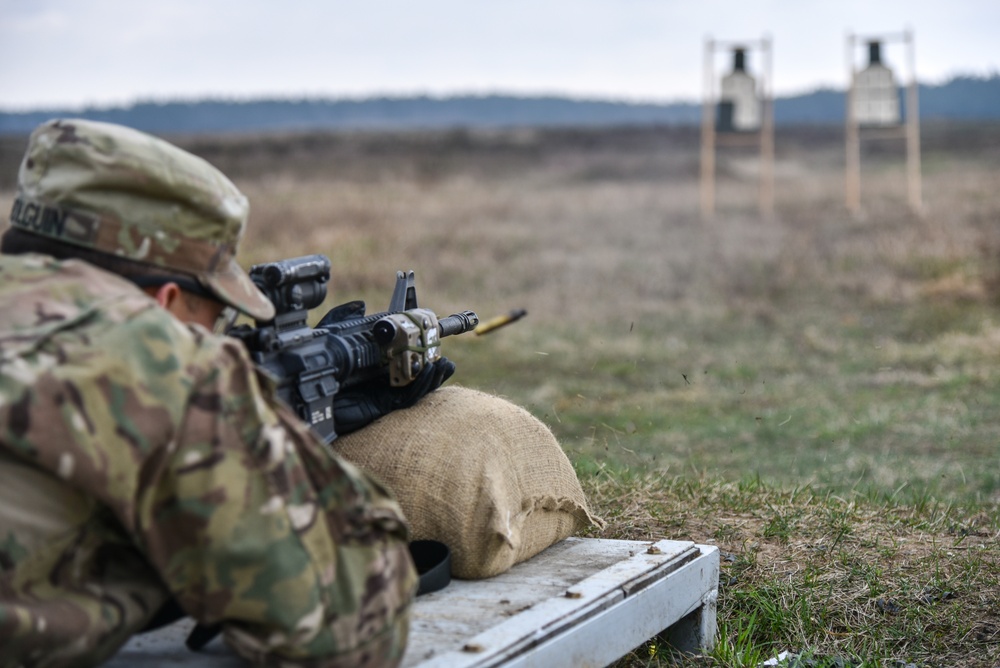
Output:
151 282 183 311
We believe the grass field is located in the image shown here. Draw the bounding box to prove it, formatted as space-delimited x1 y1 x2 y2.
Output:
1 122 998 666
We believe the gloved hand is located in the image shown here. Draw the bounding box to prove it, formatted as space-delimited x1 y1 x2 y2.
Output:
333 357 456 436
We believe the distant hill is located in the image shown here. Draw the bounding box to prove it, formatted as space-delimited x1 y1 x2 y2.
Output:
1 75 997 136
773 75 1000 124
0 96 701 136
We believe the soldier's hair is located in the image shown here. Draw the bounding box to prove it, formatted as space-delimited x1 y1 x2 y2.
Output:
2 227 182 281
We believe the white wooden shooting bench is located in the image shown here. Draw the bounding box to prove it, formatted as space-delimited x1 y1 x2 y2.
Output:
109 537 719 667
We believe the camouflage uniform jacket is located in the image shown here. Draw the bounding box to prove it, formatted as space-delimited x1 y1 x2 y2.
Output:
0 253 418 668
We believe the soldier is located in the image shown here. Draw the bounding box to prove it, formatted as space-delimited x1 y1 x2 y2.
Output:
0 119 427 667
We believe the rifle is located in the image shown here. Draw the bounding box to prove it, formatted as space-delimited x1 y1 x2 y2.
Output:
228 254 479 444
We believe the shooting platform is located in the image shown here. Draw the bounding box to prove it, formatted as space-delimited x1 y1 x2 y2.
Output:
109 537 719 667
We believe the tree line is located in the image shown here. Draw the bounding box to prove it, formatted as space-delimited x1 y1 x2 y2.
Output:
1 75 997 136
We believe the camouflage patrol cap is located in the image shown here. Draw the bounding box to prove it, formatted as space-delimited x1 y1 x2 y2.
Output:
9 118 275 321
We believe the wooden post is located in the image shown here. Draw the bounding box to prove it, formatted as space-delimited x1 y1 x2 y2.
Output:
904 29 923 215
700 37 716 222
845 32 861 216
759 35 775 218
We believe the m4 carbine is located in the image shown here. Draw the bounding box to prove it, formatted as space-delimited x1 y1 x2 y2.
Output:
228 254 478 444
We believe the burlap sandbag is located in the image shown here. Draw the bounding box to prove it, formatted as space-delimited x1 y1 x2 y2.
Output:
332 386 603 579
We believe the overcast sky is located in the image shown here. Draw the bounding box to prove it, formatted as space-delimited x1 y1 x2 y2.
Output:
1 0 997 111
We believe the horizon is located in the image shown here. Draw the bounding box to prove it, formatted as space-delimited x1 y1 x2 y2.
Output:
2 71 997 116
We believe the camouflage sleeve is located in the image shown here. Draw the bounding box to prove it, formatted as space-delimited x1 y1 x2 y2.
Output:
135 333 418 667
0 256 416 666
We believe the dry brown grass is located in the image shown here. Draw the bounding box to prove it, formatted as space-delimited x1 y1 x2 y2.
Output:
190 124 1000 324
2 121 999 665
2 123 998 497
3 123 997 321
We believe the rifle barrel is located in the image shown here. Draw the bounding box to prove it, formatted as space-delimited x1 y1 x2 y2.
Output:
439 311 480 337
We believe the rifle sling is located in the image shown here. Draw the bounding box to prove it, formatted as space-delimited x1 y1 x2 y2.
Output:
409 539 452 596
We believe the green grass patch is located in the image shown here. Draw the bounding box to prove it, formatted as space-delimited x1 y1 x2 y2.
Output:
446 266 1000 665
580 472 999 667
452 293 1000 504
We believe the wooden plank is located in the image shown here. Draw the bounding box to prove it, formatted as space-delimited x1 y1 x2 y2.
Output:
405 538 718 668
107 538 719 667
